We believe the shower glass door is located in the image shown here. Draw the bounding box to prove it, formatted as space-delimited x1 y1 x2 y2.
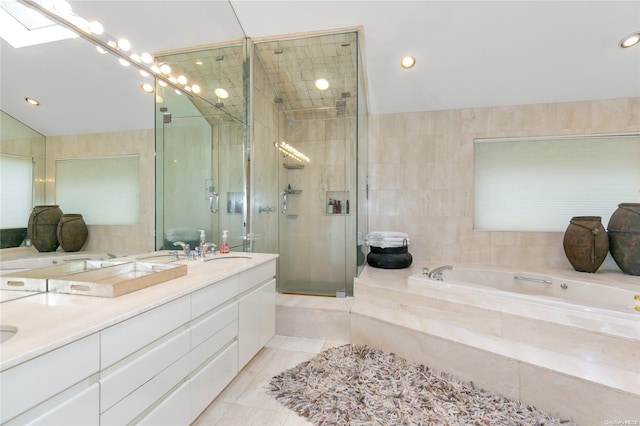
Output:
251 32 360 297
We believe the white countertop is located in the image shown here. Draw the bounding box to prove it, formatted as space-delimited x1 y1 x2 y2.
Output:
0 252 278 372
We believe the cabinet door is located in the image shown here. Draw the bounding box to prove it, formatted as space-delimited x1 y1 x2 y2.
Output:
238 278 276 368
190 341 238 423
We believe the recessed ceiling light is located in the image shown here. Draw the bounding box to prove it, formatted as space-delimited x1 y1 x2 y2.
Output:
177 75 187 85
401 56 416 69
95 45 107 54
140 83 154 94
214 88 229 99
315 78 329 91
159 64 171 75
620 32 640 48
25 97 40 106
192 84 201 94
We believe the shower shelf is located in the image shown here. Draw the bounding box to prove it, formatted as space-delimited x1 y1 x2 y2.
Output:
283 163 304 170
284 189 302 195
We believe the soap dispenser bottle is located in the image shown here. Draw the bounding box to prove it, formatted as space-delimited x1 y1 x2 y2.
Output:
220 230 230 254
199 229 206 248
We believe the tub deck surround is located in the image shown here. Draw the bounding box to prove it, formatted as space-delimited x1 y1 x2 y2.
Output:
352 263 640 397
0 252 278 372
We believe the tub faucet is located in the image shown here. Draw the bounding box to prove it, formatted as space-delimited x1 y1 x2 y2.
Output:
429 265 452 281
173 241 191 259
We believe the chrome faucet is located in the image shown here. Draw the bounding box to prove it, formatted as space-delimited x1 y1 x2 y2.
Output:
173 241 191 259
428 265 452 281
199 242 217 259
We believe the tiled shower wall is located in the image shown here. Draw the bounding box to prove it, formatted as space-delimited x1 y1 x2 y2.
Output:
368 97 640 269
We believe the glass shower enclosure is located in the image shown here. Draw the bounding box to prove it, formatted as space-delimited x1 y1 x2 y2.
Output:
153 32 368 297
250 31 368 297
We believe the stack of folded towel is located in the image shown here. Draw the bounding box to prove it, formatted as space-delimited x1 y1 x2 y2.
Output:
365 231 410 248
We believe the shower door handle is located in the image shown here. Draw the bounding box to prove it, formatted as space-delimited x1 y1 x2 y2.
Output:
281 191 287 214
209 187 219 213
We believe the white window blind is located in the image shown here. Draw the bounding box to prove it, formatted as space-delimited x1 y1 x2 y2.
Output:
474 134 640 232
56 155 139 225
0 154 33 228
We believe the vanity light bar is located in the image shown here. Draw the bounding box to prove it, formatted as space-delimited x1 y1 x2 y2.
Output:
16 0 199 98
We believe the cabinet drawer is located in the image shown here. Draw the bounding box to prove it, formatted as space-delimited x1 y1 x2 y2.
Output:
136 380 190 426
0 333 99 423
238 260 275 293
191 301 238 349
101 296 190 369
190 341 238 421
100 353 190 426
100 329 190 412
191 320 237 372
14 382 100 426
191 275 238 319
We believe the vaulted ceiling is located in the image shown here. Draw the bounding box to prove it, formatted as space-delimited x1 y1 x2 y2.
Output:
1 1 638 137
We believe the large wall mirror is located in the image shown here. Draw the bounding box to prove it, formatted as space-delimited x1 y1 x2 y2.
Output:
0 1 247 301
0 0 247 255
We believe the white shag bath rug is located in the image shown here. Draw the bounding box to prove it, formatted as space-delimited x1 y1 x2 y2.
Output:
268 344 575 425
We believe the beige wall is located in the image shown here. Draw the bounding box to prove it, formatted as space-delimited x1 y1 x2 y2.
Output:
368 97 640 270
45 129 155 254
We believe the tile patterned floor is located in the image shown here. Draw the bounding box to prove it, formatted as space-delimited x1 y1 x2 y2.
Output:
192 335 347 426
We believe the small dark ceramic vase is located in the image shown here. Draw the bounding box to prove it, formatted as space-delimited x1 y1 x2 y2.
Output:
562 216 609 273
27 205 63 252
57 214 88 252
607 203 640 276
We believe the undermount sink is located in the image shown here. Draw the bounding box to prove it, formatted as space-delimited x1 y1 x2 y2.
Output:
204 255 252 262
0 325 17 344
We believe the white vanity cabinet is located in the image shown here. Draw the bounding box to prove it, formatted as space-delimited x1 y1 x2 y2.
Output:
0 255 277 426
0 334 100 425
238 261 276 369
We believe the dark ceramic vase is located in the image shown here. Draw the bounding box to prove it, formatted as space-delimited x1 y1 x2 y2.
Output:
607 203 640 276
57 214 88 252
562 216 609 273
27 205 63 252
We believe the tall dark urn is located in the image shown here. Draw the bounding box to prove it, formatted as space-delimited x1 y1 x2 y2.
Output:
562 216 609 273
607 203 640 276
27 205 63 252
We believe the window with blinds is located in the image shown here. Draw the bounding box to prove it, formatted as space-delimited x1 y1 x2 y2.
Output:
56 155 139 225
473 134 640 232
0 154 33 228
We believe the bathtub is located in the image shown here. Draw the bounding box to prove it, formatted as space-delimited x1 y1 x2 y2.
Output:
352 264 640 423
415 266 639 317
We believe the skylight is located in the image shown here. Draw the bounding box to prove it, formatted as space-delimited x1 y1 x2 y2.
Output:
0 0 78 48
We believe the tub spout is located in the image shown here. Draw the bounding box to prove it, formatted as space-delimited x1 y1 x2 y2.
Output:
429 265 452 281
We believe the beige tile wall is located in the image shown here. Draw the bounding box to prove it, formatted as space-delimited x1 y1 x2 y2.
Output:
368 97 640 269
45 129 155 253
